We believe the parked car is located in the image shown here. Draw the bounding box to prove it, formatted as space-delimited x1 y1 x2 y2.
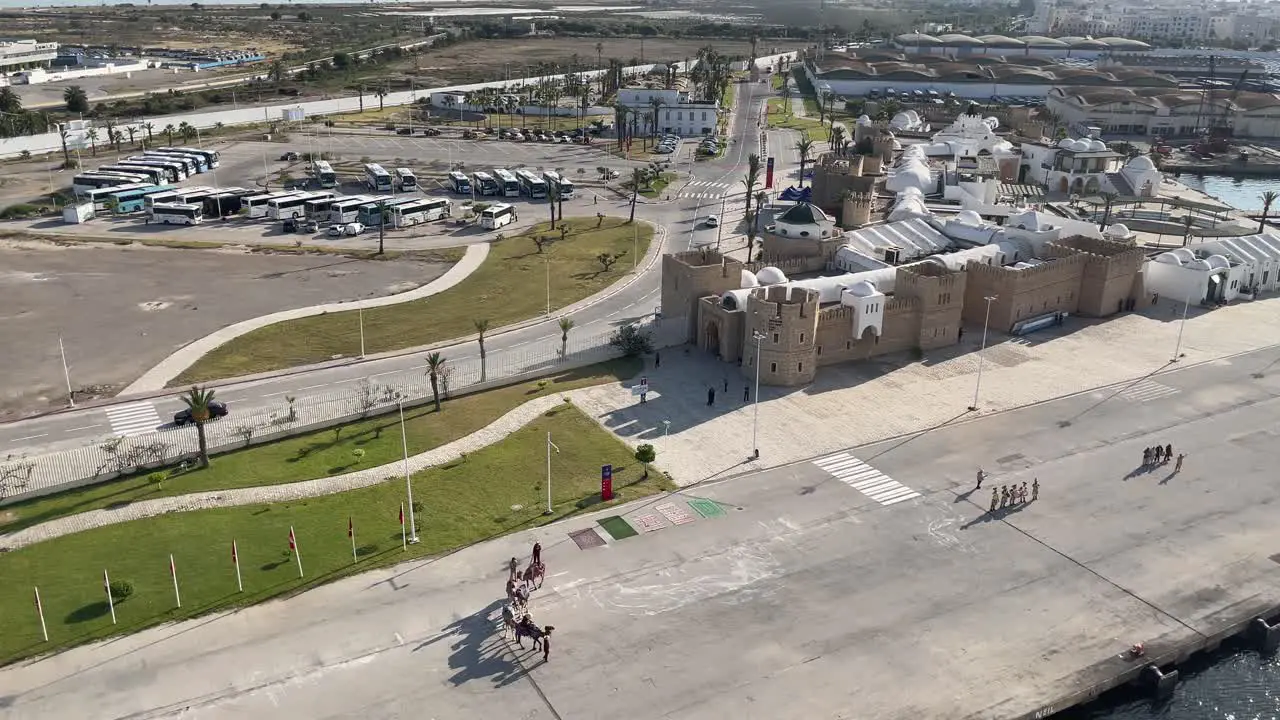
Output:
422 127 441 136
396 127 413 135
704 215 719 228
279 151 299 161
341 222 365 236
462 130 477 139
557 135 569 143
282 218 297 233
173 400 229 426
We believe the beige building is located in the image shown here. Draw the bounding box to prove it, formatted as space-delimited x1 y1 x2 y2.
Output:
1047 85 1280 139
661 228 1149 387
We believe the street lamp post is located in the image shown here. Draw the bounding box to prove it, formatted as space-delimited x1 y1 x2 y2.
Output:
545 257 551 315
397 396 419 543
968 295 997 412
58 336 74 408
545 432 560 515
358 307 366 358
751 330 765 459
1171 294 1191 362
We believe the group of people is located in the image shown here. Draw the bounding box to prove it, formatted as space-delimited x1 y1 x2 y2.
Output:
990 478 1039 512
1143 444 1184 471
501 542 554 662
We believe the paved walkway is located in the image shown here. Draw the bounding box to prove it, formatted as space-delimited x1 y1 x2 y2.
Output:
124 243 490 393
570 295 1280 486
0 393 565 551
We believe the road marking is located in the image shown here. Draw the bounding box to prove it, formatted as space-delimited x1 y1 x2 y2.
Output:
262 391 290 397
104 401 164 437
14 434 48 442
812 452 920 506
296 384 329 391
331 377 361 385
65 424 103 432
1116 379 1180 403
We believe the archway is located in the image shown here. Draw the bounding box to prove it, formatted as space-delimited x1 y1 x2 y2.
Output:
1070 177 1084 194
1057 176 1069 194
1084 177 1100 194
703 320 722 357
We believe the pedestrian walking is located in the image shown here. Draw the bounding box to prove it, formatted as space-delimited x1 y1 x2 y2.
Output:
1000 486 1010 508
975 468 985 489
1143 447 1151 466
542 626 554 661
723 376 729 393
1175 453 1185 472
707 386 716 406
1164 444 1172 463
1032 478 1040 501
532 542 542 568
640 389 647 403
743 384 750 402
1019 482 1029 504
509 557 519 582
506 578 517 605
654 351 660 368
989 488 998 512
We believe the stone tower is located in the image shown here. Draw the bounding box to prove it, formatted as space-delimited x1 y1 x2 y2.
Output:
743 285 820 386
862 154 884 175
841 191 873 228
662 250 745 342
872 132 896 165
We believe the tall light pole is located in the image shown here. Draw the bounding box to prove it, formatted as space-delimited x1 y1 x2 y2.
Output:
1171 293 1191 362
358 307 366 359
751 330 765 459
545 257 551 315
968 295 997 412
59 336 74 408
545 432 560 515
397 395 419 543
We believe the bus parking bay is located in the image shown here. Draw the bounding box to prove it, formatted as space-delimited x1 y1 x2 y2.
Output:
294 132 635 174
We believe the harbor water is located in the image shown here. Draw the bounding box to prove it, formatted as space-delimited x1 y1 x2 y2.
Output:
1177 174 1280 214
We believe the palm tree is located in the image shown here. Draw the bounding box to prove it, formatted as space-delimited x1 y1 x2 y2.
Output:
142 121 154 146
547 183 558 229
629 167 644 222
179 121 195 142
473 319 490 381
424 352 446 412
86 127 99 156
741 153 762 245
646 96 665 146
0 86 20 115
164 123 176 145
63 85 88 114
58 124 70 166
595 41 604 93
125 125 137 147
181 385 217 468
829 124 846 153
558 316 575 357
375 86 388 112
780 83 792 115
269 59 286 83
1259 191 1279 232
795 136 814 188
1098 191 1119 230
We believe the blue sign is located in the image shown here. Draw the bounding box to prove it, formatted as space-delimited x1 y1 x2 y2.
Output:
602 464 613 481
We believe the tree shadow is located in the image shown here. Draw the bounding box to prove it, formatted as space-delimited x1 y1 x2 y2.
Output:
65 601 112 624
356 544 379 557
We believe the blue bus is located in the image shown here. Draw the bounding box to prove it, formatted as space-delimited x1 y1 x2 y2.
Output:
108 184 175 214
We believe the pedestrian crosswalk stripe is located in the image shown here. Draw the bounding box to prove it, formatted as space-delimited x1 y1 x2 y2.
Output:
811 452 920 506
1116 379 1179 403
104 401 163 437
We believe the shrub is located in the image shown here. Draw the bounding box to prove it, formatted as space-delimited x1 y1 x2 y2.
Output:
0 204 43 220
108 580 134 602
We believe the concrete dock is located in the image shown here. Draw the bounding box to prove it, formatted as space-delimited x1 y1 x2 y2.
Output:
3 345 1280 719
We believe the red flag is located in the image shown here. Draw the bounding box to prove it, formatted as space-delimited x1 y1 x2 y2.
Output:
169 555 176 578
348 516 353 538
288 528 296 551
398 505 404 526
232 540 238 563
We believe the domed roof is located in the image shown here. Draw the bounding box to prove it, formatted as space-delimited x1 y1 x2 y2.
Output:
1057 138 1075 149
937 33 983 46
901 144 926 160
886 160 934 194
1098 37 1150 49
889 112 915 130
1104 223 1131 237
1019 35 1068 47
1062 36 1109 49
755 266 788 285
777 202 832 226
1126 155 1156 171
957 210 983 226
857 114 873 125
1188 258 1212 271
984 116 1000 130
1087 139 1107 152
897 32 941 45
1205 254 1231 270
846 280 881 297
740 269 759 288
1154 252 1185 265
975 34 1024 47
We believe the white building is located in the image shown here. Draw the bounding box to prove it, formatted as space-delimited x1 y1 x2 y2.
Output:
1018 137 1124 194
616 87 719 137
0 39 58 71
1146 233 1280 305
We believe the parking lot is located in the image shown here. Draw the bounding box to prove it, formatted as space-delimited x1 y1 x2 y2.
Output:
0 238 454 419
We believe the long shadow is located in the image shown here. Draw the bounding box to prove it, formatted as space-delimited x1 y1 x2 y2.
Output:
435 600 526 687
257 257 362 279
961 499 1034 529
1056 362 1178 430
860 409 974 464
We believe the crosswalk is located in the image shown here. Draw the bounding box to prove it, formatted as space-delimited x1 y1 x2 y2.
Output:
679 180 733 199
1116 379 1180 403
104 401 163 437
812 452 920 506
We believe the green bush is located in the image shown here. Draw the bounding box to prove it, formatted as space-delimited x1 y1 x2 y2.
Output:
0 203 43 220
108 580 134 602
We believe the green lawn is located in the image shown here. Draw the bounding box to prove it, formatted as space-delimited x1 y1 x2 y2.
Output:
766 98 830 142
1 359 640 536
770 73 785 90
0 402 672 665
173 217 653 385
623 171 676 198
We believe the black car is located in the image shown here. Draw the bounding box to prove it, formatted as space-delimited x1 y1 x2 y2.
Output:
173 400 229 426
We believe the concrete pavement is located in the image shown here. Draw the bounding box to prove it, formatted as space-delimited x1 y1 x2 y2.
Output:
5 347 1279 719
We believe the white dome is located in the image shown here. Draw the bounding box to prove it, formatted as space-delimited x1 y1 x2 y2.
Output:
899 185 925 198
901 144 926 160
1070 139 1091 152
847 280 880 297
1057 138 1074 149
755 266 788 285
888 194 932 221
1088 139 1107 152
1205 254 1230 270
1188 258 1212 271
906 110 921 125
984 116 1000 130
1169 248 1195 263
889 112 914 130
1154 252 1184 265
1126 155 1156 171
957 210 983 226
886 161 933 194
857 114 873 125
740 269 760 287
1105 223 1131 237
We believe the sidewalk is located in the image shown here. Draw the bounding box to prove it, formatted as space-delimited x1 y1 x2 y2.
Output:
123 243 489 393
0 393 570 551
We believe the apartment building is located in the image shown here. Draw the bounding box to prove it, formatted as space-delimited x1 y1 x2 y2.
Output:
0 39 59 71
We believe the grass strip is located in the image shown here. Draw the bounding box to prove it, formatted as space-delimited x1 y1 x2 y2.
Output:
597 515 639 540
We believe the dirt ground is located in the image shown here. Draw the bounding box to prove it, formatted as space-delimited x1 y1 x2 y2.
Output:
0 239 453 418
410 37 803 85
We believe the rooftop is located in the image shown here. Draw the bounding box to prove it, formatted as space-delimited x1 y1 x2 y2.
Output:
893 33 1150 50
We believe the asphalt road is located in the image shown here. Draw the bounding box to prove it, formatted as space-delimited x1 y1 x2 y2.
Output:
6 343 1279 719
0 80 775 457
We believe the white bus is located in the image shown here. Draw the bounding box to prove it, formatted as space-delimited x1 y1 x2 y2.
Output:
149 202 204 225
143 151 203 174
479 202 516 230
148 149 209 173
72 172 149 196
472 171 499 196
448 171 472 195
394 167 417 192
156 146 220 169
85 182 153 211
126 156 188 181
269 191 334 220
364 163 393 192
493 168 520 197
516 169 547 199
97 164 165 186
543 170 575 198
392 197 452 227
329 195 381 224
357 197 418 226
304 196 339 221
312 160 338 189
246 191 304 219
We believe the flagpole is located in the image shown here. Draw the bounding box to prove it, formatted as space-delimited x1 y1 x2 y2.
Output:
290 526 304 578
400 502 407 551
34 587 48 642
232 539 243 592
103 569 117 625
169 554 182 608
349 517 357 564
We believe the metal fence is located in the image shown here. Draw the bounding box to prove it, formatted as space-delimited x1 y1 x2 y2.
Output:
0 317 689 505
